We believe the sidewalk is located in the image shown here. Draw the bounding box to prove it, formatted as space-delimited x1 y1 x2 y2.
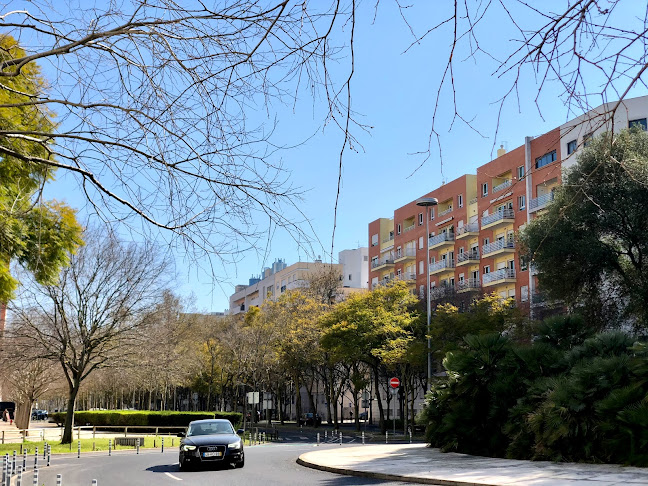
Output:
298 443 648 485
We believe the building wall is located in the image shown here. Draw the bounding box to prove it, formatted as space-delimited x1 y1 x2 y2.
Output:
338 247 369 289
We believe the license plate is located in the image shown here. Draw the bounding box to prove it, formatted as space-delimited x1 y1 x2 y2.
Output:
202 451 222 457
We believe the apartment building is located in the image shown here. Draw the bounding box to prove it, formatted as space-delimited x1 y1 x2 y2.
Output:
368 95 648 310
228 250 368 315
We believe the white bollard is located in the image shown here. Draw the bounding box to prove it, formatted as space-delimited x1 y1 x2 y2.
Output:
92 479 98 486
2 455 6 486
13 450 17 475
33 447 38 470
22 450 26 471
47 445 51 467
362 431 365 445
409 429 412 444
324 430 327 440
339 431 342 445
161 437 164 453
386 431 388 444
136 441 140 454
108 439 112 456
56 473 62 486
32 469 38 486
317 433 320 446
78 441 81 458
17 466 22 486
43 444 47 459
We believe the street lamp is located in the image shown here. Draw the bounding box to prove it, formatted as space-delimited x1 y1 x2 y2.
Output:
416 197 438 389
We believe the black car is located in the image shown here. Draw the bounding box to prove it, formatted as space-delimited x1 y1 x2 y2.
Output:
298 412 322 426
31 409 48 421
178 419 244 470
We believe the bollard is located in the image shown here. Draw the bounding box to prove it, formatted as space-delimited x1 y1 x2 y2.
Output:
17 466 22 486
56 473 62 486
136 441 140 455
161 437 164 453
43 444 47 459
32 469 38 486
34 447 38 470
172 438 174 447
324 430 327 440
47 445 51 467
78 440 81 458
12 450 17 475
3 455 6 486
409 429 412 444
339 431 342 445
92 480 98 486
22 450 26 471
362 431 365 445
317 433 320 446
386 431 388 444
108 439 112 457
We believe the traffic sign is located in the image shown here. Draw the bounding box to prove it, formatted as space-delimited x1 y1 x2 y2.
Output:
389 377 400 388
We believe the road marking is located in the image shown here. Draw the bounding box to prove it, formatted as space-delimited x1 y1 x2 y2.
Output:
164 472 182 481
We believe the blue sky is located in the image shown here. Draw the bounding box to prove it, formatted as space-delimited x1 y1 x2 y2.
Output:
42 1 647 312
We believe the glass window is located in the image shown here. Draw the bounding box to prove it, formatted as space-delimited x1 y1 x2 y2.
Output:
583 132 593 147
371 234 378 246
482 183 488 196
419 236 424 249
458 194 463 208
517 166 524 179
397 224 401 234
567 139 577 155
629 118 648 131
535 150 557 169
518 195 526 210
419 212 424 225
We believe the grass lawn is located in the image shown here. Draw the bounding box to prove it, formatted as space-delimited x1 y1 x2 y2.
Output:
0 435 181 456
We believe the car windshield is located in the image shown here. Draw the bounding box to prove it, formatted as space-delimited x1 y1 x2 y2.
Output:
187 421 234 437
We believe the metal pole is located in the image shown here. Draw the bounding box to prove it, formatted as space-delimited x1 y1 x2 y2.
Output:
393 390 396 436
425 206 432 387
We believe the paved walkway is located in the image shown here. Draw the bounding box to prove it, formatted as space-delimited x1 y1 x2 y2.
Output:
298 444 648 485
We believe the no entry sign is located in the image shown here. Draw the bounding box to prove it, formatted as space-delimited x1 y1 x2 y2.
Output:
389 377 400 388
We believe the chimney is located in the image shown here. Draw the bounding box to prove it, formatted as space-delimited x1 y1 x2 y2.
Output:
497 144 507 157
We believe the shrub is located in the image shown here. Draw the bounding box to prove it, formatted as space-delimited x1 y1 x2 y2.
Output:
49 411 242 428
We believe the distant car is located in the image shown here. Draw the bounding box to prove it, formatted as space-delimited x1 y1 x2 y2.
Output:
178 419 244 470
298 413 322 426
359 411 368 420
31 410 48 420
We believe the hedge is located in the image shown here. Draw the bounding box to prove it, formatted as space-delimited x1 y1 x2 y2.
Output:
49 411 242 428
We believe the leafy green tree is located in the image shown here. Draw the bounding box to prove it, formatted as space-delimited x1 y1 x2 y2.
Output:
520 129 648 328
0 35 82 304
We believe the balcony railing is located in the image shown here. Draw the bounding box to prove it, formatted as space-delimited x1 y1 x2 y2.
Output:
492 179 512 193
429 232 454 246
457 278 480 291
372 276 395 289
398 271 417 281
469 197 478 205
371 257 394 269
456 222 479 237
430 286 455 300
438 207 453 217
483 268 515 284
482 239 515 256
481 208 514 226
429 259 455 273
395 248 416 260
403 224 416 233
457 250 479 264
529 192 555 211
382 235 395 244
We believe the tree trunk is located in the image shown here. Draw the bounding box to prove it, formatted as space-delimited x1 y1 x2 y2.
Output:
373 366 386 433
14 400 32 431
61 380 80 444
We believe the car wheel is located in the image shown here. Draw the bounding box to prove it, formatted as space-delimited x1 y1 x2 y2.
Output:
235 453 245 468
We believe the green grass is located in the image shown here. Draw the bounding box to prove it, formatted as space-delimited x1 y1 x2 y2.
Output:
0 435 183 456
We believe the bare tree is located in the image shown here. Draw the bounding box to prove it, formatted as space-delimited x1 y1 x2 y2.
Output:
0 1 359 267
6 227 171 443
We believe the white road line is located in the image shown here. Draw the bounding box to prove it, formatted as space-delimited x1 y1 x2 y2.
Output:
165 472 183 481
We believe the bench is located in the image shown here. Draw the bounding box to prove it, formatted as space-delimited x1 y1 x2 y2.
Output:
114 437 145 447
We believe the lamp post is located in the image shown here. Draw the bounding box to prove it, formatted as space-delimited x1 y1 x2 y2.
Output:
416 197 438 389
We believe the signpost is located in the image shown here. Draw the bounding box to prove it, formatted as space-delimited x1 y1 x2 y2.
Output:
389 377 399 435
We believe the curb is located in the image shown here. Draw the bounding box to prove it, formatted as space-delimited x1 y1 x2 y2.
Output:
296 456 499 486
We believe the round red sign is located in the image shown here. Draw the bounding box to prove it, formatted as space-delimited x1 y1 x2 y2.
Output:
389 377 400 388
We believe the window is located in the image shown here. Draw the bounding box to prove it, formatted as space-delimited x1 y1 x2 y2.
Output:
535 150 557 169
419 236 424 249
458 194 463 208
483 237 489 246
430 208 435 220
419 261 424 274
629 118 648 131
482 183 488 197
363 255 368 261
483 265 490 274
518 195 526 210
371 234 378 246
419 212 424 225
348 274 352 281
520 254 529 271
517 166 525 180
397 224 401 235
567 139 577 155
583 132 593 147
520 285 529 302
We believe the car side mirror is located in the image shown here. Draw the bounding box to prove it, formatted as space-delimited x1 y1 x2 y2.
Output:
177 432 186 438
237 429 244 435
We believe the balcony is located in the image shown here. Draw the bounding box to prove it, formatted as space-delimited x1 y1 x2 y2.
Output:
482 268 516 286
430 286 455 300
529 192 555 212
429 232 455 249
457 278 480 293
482 239 515 257
397 271 417 282
456 222 479 239
429 259 455 275
372 276 395 289
394 247 416 263
457 250 480 266
492 179 512 194
438 206 453 217
469 197 478 205
481 208 515 230
382 234 395 244
403 223 416 233
371 257 395 270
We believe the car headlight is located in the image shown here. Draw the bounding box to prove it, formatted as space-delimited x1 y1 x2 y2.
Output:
228 441 242 450
181 445 196 451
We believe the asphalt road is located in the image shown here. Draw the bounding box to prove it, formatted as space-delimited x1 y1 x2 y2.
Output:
8 442 417 486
